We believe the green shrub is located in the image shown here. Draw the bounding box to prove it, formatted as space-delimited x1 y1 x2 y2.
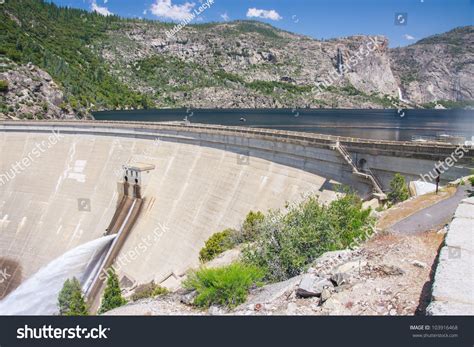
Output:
58 277 88 316
68 290 89 316
387 173 410 204
240 211 265 242
98 268 127 314
242 192 375 282
199 229 236 262
131 281 169 301
183 263 265 308
469 176 474 187
0 80 8 92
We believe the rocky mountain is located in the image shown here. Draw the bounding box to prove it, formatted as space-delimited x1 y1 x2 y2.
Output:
390 26 473 106
0 0 472 120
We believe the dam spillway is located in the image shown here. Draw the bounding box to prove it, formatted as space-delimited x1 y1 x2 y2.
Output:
0 235 116 315
0 120 472 303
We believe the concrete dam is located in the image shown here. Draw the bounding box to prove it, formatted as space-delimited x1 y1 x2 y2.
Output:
0 120 472 310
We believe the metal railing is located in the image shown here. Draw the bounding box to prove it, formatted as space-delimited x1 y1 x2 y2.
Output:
334 142 386 198
0 119 467 149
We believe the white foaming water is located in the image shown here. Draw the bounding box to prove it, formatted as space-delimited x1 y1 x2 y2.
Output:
0 235 115 315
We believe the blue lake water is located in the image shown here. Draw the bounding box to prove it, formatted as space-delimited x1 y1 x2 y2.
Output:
93 109 474 142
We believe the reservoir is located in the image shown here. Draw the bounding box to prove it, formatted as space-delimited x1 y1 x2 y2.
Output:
93 109 474 142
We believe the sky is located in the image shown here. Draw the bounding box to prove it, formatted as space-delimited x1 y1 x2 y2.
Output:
50 0 473 47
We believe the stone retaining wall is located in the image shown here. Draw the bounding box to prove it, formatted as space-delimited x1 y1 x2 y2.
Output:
427 196 474 315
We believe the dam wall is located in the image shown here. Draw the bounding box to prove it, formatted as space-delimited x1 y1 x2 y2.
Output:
0 121 472 296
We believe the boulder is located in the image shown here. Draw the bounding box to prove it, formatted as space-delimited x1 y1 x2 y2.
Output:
336 259 367 273
330 273 348 287
320 287 331 303
411 260 427 268
243 275 302 306
376 264 405 276
180 290 197 305
296 274 333 298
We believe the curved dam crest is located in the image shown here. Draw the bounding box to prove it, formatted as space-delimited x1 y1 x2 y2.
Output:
0 121 472 303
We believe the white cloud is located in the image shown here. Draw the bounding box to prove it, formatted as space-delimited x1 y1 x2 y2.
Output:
103 0 108 4
404 34 415 40
150 0 195 21
143 9 148 15
91 0 113 16
220 12 230 21
246 8 282 21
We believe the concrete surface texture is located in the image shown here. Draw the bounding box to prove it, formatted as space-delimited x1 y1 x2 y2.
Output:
427 196 474 315
0 130 338 296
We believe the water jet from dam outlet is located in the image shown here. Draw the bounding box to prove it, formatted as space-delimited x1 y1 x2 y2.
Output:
0 235 115 315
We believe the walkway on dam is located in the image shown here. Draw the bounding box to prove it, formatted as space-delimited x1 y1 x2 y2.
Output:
389 185 470 234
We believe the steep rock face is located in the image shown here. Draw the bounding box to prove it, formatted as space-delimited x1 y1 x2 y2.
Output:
390 27 474 104
94 22 473 110
94 22 401 109
0 59 74 120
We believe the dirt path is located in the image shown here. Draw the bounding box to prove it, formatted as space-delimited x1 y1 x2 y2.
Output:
388 185 468 234
377 187 456 231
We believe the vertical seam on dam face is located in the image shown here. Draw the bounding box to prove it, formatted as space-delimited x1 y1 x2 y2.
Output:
0 122 472 305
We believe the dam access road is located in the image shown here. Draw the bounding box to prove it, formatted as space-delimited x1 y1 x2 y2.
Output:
0 120 472 302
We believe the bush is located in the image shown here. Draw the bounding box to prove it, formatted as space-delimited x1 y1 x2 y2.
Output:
183 263 265 308
131 281 169 301
68 290 89 316
469 176 474 187
98 268 127 314
199 229 236 262
242 192 375 282
240 211 265 242
387 173 410 204
58 277 88 316
0 80 8 92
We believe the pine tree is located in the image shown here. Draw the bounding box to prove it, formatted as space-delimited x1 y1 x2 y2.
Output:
67 290 89 316
58 277 88 316
58 278 73 315
98 268 127 314
388 173 410 204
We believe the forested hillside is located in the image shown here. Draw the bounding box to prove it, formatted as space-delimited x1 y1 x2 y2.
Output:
0 0 152 118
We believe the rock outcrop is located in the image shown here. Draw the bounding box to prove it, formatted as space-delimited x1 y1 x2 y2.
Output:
390 26 474 105
0 59 74 120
